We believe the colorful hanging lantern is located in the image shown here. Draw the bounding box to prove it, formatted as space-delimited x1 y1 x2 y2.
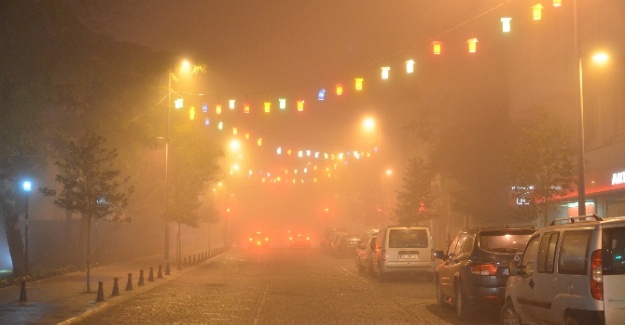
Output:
553 0 562 7
216 104 222 115
532 4 543 20
297 100 305 111
202 102 208 112
277 147 282 155
467 38 478 53
229 99 236 110
336 83 343 95
279 98 286 110
501 17 512 33
232 127 237 135
318 89 326 101
432 41 442 55
244 103 250 114
218 121 223 130
204 117 209 126
189 106 195 120
405 59 415 74
355 78 364 91
257 138 262 146
381 66 390 80
175 98 184 109
264 102 271 113
245 133 250 140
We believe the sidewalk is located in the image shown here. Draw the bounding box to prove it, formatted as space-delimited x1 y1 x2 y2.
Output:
0 250 226 325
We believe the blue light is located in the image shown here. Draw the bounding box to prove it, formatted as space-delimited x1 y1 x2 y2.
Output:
22 181 32 192
318 89 326 101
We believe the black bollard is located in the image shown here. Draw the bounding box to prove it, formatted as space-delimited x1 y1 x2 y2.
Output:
138 269 145 286
111 277 120 296
165 262 171 275
148 267 154 282
157 265 163 279
96 281 104 302
19 280 27 302
125 273 133 291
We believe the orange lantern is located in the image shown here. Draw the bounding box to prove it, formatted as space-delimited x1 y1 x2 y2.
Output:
467 38 478 53
336 83 343 95
381 66 390 80
244 103 250 114
245 133 250 140
501 17 512 33
432 41 442 55
216 104 222 115
355 77 364 91
297 100 304 111
532 4 543 20
405 59 415 73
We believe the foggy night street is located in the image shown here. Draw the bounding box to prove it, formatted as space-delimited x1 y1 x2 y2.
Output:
73 247 497 325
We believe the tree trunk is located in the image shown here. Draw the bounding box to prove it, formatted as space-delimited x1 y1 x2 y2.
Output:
4 208 26 278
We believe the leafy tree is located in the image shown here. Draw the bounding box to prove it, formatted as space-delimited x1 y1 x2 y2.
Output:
393 157 436 225
508 109 576 225
41 131 134 292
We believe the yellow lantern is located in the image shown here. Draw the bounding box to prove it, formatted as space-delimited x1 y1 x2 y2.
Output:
216 104 222 115
279 98 286 110
381 66 390 80
467 38 478 53
297 100 304 111
336 83 343 95
553 0 562 7
355 77 364 91
405 59 415 74
532 4 543 20
501 17 512 33
264 102 271 113
232 127 237 135
257 138 262 146
432 41 442 55
245 133 250 140
244 103 250 114
189 106 195 120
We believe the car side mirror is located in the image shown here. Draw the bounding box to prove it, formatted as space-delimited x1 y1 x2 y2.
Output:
433 250 447 260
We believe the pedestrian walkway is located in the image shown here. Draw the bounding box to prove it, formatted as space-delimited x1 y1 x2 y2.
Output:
0 249 227 325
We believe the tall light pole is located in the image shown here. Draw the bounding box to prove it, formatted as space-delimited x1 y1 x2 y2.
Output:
163 66 172 262
573 0 586 216
22 180 32 275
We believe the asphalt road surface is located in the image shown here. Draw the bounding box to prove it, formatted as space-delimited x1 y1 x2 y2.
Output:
75 247 500 324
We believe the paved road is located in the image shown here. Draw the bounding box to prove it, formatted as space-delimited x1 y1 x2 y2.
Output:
74 247 500 324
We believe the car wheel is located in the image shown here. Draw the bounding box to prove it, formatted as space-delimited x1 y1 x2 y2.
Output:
454 282 474 320
435 277 446 307
500 300 522 325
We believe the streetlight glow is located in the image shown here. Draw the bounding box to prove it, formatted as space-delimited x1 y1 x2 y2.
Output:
363 117 376 132
592 52 609 65
23 181 32 192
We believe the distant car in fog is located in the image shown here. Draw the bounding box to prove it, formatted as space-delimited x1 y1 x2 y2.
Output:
289 233 312 248
332 233 361 258
248 231 270 249
356 233 377 274
321 227 346 252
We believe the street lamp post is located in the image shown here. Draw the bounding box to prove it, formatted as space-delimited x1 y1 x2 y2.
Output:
573 0 586 216
22 180 32 275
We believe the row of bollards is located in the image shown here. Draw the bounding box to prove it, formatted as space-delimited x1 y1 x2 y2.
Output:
17 247 229 304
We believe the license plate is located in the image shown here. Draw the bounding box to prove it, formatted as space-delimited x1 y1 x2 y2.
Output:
400 254 418 259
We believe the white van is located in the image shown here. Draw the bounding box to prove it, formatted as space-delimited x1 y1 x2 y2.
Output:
369 226 436 282
502 215 625 325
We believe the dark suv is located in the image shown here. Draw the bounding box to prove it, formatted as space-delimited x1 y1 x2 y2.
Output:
433 226 534 320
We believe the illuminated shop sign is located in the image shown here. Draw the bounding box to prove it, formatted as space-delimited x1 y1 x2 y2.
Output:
612 171 625 185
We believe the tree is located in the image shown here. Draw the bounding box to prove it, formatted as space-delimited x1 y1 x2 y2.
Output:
41 131 133 292
508 109 576 225
393 157 436 225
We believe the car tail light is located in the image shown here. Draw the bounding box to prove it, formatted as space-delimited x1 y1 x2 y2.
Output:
382 249 387 262
590 249 603 300
470 263 498 276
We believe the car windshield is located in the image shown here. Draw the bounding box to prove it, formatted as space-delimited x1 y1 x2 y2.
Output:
388 229 429 248
479 232 532 254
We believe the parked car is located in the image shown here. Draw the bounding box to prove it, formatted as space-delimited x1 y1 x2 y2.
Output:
332 233 361 258
501 215 625 325
289 233 312 248
370 226 436 282
356 233 378 273
433 225 534 320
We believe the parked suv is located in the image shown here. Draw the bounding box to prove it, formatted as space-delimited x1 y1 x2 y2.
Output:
370 226 436 282
501 215 625 325
433 226 534 320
